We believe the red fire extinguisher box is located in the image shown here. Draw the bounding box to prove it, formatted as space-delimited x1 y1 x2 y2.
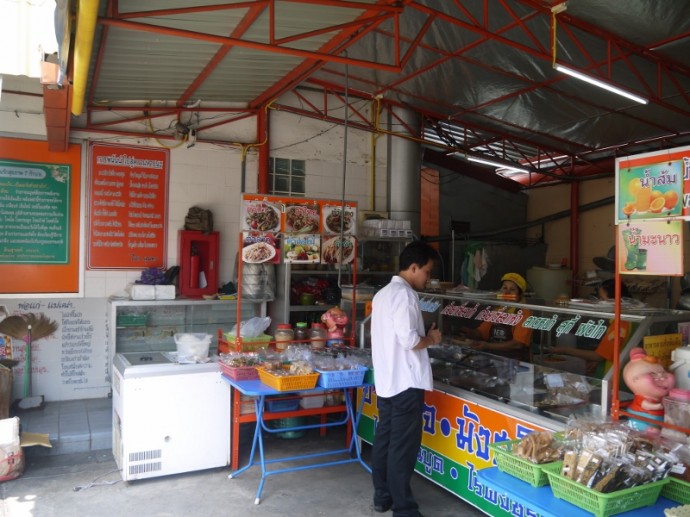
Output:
178 230 219 297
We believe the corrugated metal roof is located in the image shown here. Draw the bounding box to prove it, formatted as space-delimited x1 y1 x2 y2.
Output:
75 0 690 186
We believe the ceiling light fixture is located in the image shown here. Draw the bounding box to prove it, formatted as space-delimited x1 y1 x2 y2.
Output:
554 63 648 105
466 155 531 174
550 3 647 106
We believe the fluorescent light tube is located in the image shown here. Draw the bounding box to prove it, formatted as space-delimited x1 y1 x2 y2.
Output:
466 155 531 174
554 63 648 105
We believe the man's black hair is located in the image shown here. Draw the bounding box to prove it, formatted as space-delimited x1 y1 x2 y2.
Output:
399 240 438 272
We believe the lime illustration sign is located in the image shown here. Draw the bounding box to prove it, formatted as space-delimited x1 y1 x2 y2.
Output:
0 159 70 264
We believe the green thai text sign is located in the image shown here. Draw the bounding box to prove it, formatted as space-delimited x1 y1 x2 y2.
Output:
0 159 70 264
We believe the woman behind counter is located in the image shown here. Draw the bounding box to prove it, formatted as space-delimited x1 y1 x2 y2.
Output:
550 279 632 378
458 272 533 361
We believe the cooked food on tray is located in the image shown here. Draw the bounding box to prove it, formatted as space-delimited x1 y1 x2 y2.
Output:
286 205 319 233
245 202 280 231
321 236 355 264
325 207 354 233
242 242 276 263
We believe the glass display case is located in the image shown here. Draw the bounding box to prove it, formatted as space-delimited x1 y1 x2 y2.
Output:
108 298 266 357
428 346 608 424
423 290 690 401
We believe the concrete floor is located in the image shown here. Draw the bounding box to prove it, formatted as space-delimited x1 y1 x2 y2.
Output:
3 427 487 517
4 400 487 517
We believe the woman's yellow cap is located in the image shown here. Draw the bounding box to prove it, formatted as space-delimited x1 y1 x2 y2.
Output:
501 272 526 293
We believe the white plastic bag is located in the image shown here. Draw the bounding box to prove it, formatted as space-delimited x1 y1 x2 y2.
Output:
229 317 271 338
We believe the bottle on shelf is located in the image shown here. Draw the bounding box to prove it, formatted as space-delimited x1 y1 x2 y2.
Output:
275 324 294 352
294 321 309 345
309 322 327 350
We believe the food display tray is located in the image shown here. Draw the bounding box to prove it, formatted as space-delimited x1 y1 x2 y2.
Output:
315 366 367 388
543 462 668 517
662 477 690 505
488 439 561 487
257 368 319 392
265 396 300 412
219 362 259 381
218 333 271 353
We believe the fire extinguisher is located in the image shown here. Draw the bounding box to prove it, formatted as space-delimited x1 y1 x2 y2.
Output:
190 244 200 289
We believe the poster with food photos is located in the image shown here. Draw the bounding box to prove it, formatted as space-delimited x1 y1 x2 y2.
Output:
283 233 320 263
241 198 281 232
241 231 280 264
240 194 357 235
321 235 356 264
322 204 356 235
284 203 320 233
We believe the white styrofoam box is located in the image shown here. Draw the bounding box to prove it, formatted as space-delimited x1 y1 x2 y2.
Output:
155 285 176 300
0 417 19 446
402 220 411 229
299 391 325 409
130 284 155 300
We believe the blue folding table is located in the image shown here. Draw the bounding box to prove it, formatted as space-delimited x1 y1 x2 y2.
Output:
223 377 371 504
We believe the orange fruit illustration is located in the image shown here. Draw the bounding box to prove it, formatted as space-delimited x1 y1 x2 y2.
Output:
664 190 679 210
622 203 635 216
649 196 666 213
651 190 663 200
628 178 642 196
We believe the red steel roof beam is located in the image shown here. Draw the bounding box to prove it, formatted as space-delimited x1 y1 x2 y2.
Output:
118 2 265 19
249 1 403 108
176 4 267 107
97 17 402 73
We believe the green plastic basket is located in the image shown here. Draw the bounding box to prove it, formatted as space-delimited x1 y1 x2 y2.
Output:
662 477 690 505
542 462 668 517
488 439 561 487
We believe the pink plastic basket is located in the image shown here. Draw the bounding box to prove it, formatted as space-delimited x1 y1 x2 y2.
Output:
219 362 259 381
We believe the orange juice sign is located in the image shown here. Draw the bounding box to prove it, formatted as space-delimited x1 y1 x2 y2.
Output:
358 387 549 516
615 146 690 222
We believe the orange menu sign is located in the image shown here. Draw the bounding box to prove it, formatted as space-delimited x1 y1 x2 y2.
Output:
87 143 169 269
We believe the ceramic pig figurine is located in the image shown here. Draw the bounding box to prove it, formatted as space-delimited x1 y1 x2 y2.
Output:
622 347 676 433
321 306 348 346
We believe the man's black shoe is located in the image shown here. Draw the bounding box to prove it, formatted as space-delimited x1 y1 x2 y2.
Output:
372 502 392 513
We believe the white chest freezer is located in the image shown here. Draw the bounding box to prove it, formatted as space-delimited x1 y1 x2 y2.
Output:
112 352 230 481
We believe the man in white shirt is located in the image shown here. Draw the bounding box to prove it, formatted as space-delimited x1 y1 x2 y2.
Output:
370 241 441 517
